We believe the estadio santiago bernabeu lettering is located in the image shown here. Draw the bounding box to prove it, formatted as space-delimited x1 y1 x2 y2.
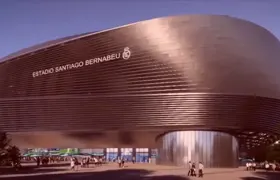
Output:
32 47 131 78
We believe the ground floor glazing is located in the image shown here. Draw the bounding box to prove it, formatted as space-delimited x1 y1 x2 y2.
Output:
23 131 239 167
79 148 158 163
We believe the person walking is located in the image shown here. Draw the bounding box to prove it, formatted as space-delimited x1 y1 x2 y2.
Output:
70 158 75 170
118 158 122 168
191 162 196 176
198 162 204 178
272 163 276 171
187 161 192 176
265 162 270 171
74 157 79 171
246 162 249 171
252 162 256 171
121 158 125 168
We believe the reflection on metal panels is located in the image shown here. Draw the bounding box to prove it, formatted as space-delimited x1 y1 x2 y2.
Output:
156 131 239 168
0 15 280 150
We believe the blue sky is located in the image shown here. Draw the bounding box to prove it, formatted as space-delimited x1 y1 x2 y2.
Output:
0 0 279 59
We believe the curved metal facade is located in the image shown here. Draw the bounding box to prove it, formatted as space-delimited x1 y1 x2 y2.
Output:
1 15 280 150
156 131 239 168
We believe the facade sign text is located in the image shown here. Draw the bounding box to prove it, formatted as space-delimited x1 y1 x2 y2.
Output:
32 47 131 78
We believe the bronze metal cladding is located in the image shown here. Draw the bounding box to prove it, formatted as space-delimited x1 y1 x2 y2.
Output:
0 15 280 149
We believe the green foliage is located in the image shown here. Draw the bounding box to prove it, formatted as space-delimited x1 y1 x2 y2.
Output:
265 143 280 162
6 146 21 166
0 132 21 167
0 132 10 164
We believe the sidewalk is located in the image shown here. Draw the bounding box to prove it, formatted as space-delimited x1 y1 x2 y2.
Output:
1 163 279 180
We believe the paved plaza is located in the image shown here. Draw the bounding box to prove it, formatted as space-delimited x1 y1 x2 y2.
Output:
0 163 279 180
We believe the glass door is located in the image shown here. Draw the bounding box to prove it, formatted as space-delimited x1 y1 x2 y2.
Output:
106 148 118 162
121 148 133 162
136 148 149 163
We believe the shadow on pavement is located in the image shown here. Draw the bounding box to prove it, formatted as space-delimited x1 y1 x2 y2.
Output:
241 171 280 180
0 166 66 176
205 169 243 175
0 169 189 180
241 177 267 180
21 162 70 168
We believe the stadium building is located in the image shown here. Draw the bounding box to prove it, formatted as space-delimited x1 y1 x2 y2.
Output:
1 15 280 167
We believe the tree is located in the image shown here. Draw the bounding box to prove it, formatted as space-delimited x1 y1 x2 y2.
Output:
0 132 10 165
0 132 21 167
266 143 280 162
6 146 21 167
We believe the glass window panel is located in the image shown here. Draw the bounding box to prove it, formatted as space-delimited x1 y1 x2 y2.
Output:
107 148 118 152
136 152 149 163
106 152 118 162
121 148 132 161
